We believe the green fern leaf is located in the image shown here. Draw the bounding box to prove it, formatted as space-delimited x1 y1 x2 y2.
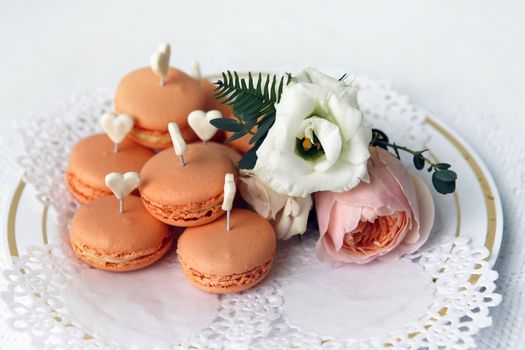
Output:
213 71 291 169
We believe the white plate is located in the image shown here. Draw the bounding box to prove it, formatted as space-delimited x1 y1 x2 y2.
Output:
0 76 504 349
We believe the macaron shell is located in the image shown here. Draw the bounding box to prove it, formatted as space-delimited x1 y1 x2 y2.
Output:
70 196 172 272
179 258 273 294
115 67 205 132
177 208 276 278
194 141 241 164
72 237 172 272
66 134 155 203
140 143 238 205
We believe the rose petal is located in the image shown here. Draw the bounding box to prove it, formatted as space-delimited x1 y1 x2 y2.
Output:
315 147 434 265
382 175 435 260
325 202 362 250
377 148 420 227
315 190 337 235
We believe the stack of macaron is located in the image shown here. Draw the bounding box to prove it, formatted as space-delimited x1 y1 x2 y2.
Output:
66 113 155 203
66 43 276 294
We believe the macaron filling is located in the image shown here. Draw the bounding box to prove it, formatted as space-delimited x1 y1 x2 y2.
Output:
66 171 112 202
141 192 224 223
130 126 172 146
179 256 273 290
71 235 173 267
130 124 197 148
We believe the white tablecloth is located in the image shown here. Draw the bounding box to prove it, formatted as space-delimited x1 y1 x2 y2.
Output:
1 1 524 349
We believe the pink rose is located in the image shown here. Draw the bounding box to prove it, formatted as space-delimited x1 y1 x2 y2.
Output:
315 147 435 266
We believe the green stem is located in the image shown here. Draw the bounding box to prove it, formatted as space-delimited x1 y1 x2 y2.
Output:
376 142 438 170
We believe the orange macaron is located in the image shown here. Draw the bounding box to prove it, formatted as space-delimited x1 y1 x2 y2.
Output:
115 67 205 149
139 143 238 226
177 209 277 293
66 134 154 203
70 195 172 272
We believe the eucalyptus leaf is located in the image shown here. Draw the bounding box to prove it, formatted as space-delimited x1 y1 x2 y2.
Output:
369 128 457 195
244 117 257 130
432 173 456 194
435 163 451 170
239 151 257 169
370 128 389 150
238 138 264 169
250 117 275 144
434 169 457 183
227 130 248 142
210 118 243 132
413 154 425 170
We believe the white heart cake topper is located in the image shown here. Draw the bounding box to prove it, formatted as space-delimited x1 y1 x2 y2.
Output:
190 59 201 80
168 122 188 166
105 172 141 200
150 43 171 86
222 173 236 231
105 172 141 213
100 113 134 147
187 110 221 143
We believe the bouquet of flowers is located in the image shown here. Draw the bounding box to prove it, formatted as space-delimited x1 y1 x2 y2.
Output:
211 68 456 266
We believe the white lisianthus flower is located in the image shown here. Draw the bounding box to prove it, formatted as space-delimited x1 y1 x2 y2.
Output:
253 68 372 197
239 171 313 240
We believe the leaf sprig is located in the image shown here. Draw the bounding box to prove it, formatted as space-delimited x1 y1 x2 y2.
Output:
371 129 457 194
210 71 291 169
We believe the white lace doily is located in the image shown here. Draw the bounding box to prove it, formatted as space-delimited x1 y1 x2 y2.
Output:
2 235 500 350
0 80 502 349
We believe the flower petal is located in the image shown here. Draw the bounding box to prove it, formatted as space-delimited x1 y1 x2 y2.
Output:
326 202 362 250
277 196 313 240
340 124 372 165
239 171 313 240
296 117 342 172
271 84 320 150
292 67 347 91
381 175 435 260
314 146 434 266
327 92 363 140
377 148 420 225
